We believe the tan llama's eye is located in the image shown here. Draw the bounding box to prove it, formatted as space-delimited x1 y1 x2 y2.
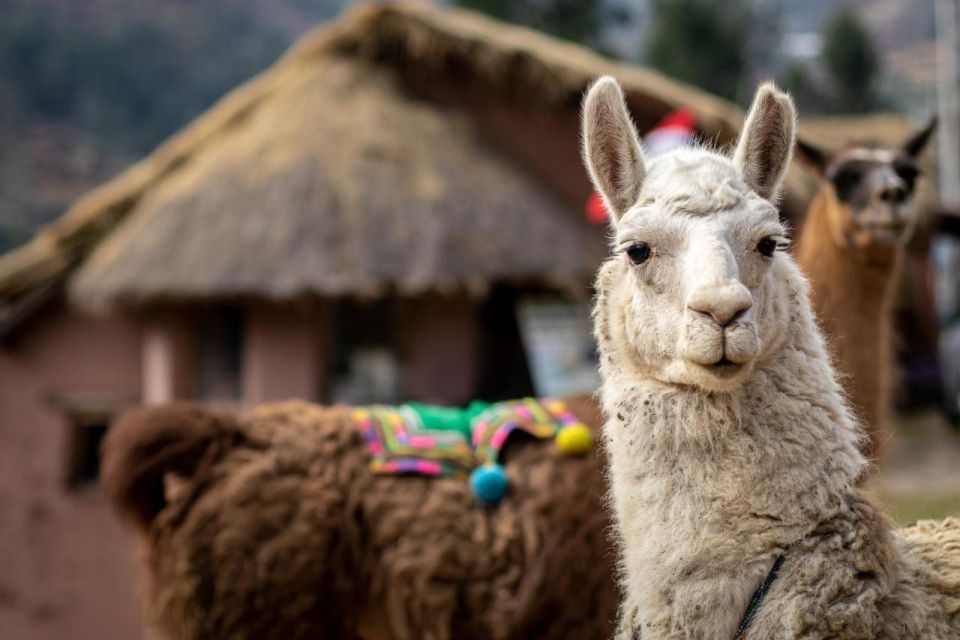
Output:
757 237 778 258
625 243 651 265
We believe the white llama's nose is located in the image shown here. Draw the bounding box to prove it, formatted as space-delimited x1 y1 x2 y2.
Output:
686 282 753 328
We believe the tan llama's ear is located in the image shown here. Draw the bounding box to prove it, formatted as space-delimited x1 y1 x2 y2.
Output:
734 81 796 202
795 138 829 175
903 116 937 158
582 76 646 224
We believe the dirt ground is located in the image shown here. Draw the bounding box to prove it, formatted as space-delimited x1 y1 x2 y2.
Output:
872 410 960 523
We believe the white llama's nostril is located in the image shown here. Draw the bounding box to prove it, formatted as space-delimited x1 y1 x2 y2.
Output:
686 285 753 328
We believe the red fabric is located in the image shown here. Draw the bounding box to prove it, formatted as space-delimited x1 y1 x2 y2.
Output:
586 191 609 224
652 108 696 132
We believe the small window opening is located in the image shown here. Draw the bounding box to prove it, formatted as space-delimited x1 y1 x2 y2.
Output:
329 299 399 404
67 420 109 489
197 305 245 401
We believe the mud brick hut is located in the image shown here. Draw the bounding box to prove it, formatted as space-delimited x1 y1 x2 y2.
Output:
0 3 917 639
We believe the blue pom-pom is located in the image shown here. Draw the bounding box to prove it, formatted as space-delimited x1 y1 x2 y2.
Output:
470 464 508 504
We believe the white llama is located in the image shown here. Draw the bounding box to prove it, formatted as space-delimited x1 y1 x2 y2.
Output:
583 77 960 639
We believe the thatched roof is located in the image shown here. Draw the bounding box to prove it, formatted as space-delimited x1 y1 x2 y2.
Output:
72 54 602 308
0 2 921 333
799 114 916 146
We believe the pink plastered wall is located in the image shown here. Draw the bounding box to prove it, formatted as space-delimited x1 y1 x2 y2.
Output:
243 303 328 405
142 308 197 404
0 302 146 640
397 295 479 405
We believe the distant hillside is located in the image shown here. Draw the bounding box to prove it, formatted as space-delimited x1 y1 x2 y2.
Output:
0 0 346 252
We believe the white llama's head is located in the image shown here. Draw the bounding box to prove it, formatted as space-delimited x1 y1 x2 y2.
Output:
583 78 797 392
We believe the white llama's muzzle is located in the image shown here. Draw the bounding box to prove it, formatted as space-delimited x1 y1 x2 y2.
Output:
678 278 760 388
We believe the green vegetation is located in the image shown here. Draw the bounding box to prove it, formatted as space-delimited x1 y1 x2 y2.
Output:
644 0 751 102
780 10 886 114
456 0 626 50
880 411 960 525
883 493 960 525
821 10 883 113
644 2 886 113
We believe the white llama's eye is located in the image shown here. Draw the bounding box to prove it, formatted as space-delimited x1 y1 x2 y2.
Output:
756 237 778 257
625 243 651 265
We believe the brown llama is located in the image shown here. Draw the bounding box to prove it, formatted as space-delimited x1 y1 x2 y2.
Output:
101 397 617 640
794 120 936 463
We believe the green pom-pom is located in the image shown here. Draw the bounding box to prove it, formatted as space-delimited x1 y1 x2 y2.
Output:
555 424 593 455
470 464 508 503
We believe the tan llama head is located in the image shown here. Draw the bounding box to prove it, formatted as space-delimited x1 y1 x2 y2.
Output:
795 119 936 250
583 78 798 392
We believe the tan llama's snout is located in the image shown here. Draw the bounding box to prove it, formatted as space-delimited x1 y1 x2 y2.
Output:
857 165 915 243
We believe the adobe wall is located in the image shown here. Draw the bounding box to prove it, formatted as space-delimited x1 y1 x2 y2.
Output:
0 300 335 639
0 303 146 640
397 295 479 404
243 302 328 404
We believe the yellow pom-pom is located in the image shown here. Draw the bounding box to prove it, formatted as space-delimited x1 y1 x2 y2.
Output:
555 424 593 455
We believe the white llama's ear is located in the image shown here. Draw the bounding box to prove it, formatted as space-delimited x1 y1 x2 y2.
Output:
582 76 646 224
734 82 796 202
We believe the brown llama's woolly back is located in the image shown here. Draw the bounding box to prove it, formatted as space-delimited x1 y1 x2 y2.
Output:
101 398 616 640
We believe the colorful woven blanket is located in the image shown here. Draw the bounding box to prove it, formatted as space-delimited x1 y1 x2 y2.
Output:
352 398 585 477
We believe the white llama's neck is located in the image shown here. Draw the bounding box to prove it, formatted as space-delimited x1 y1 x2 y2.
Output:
597 259 867 637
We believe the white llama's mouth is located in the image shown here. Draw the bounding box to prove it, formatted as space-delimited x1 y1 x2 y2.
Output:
696 357 747 379
675 355 753 391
